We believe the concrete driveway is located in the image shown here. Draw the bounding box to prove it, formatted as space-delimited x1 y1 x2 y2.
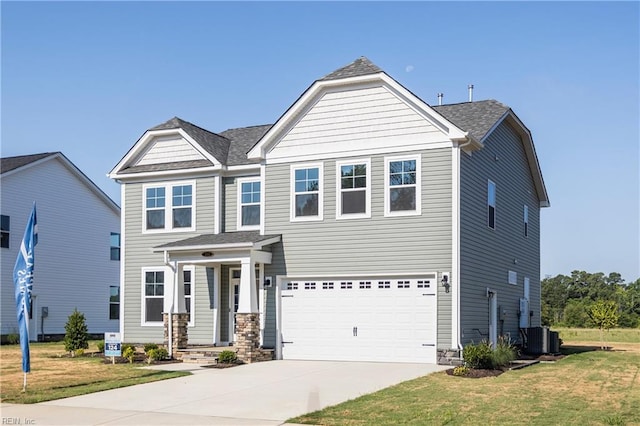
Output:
1 360 447 425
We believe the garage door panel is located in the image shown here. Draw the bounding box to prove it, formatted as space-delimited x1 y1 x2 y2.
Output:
282 277 437 363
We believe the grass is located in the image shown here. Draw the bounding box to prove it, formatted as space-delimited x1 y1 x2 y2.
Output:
555 327 640 344
290 328 640 425
0 341 190 403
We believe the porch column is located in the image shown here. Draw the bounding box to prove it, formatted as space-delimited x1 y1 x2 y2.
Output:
237 258 258 313
236 256 261 363
175 263 186 313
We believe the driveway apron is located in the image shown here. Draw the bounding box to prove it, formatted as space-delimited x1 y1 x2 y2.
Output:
1 360 447 425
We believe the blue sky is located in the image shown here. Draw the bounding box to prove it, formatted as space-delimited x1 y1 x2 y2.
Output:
2 2 639 281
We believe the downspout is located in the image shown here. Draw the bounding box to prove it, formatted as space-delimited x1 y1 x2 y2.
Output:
163 251 176 358
453 134 473 355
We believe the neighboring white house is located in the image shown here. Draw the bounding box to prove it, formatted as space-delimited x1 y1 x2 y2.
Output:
1 152 121 341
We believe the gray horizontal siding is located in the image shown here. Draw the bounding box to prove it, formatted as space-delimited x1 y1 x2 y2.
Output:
459 121 541 345
264 149 453 349
122 178 216 344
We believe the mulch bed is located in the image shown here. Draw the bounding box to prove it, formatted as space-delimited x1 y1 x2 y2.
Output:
201 362 243 369
446 353 566 378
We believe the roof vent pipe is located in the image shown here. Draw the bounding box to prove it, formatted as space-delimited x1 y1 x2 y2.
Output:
437 93 443 105
468 84 474 102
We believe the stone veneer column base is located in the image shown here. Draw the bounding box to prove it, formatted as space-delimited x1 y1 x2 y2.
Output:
235 313 273 363
163 313 189 356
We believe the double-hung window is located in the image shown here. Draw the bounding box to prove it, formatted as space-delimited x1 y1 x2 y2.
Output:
144 181 195 232
523 205 529 237
337 159 370 219
109 286 120 320
144 270 164 323
291 163 323 221
1 215 9 248
385 155 421 216
488 180 496 229
238 178 261 229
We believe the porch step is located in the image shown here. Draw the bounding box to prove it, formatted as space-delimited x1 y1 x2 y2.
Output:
175 347 234 365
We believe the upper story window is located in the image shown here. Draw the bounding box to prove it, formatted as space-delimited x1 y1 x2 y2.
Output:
337 159 371 219
523 205 529 237
110 232 120 261
385 155 421 216
238 178 261 230
488 180 496 229
1 215 9 248
144 181 195 232
143 270 164 323
291 163 323 221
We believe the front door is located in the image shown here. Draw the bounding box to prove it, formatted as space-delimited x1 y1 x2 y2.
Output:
229 268 241 342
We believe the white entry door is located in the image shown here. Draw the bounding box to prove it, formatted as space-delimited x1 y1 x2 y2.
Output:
281 277 438 363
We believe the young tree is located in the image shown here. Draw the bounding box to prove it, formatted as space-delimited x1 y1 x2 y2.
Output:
588 300 619 350
64 308 90 355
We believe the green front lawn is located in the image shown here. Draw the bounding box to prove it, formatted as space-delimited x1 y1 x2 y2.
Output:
290 329 640 425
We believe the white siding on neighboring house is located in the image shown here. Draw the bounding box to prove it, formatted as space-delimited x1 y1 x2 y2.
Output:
0 157 120 339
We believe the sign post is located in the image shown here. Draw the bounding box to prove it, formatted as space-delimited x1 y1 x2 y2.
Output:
104 332 121 365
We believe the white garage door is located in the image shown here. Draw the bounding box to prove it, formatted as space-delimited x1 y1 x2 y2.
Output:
281 277 437 363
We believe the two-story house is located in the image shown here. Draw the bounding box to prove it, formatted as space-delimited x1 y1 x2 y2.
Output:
1 152 121 341
109 57 549 364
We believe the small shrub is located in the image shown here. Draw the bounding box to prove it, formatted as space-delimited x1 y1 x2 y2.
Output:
218 350 238 364
7 332 19 345
63 309 90 354
463 340 493 369
146 347 168 364
122 346 136 364
74 348 85 357
452 365 469 376
96 340 105 353
144 343 159 354
492 336 516 368
121 343 136 354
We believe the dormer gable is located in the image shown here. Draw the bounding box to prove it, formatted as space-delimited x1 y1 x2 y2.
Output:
109 117 230 179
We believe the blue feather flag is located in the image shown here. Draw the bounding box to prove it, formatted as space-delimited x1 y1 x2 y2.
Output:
13 203 38 374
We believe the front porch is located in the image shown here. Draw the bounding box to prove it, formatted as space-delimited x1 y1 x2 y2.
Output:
154 231 280 363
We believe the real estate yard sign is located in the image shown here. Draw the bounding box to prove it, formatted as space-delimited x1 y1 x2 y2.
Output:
105 332 121 363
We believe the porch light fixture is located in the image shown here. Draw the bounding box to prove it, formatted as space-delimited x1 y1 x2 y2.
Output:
201 251 213 257
441 274 450 293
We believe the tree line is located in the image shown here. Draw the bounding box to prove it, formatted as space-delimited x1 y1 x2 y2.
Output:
542 271 640 328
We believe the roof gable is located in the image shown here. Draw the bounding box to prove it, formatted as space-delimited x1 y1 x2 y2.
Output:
248 58 470 160
110 117 228 178
1 152 120 213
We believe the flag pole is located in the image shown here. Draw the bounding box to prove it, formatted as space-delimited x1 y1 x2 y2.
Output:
22 296 29 392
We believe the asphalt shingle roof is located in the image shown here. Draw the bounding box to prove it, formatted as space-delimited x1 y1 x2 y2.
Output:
154 231 280 249
433 100 509 142
320 57 383 81
219 124 272 166
1 152 58 174
151 117 231 165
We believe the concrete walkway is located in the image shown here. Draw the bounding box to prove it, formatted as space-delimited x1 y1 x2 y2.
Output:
0 360 447 425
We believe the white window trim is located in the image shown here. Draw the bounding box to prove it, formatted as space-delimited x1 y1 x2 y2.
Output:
290 162 324 222
142 180 196 233
508 270 517 285
336 158 371 220
488 179 496 230
237 177 261 231
523 204 529 237
384 154 422 217
183 266 195 327
141 266 169 326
